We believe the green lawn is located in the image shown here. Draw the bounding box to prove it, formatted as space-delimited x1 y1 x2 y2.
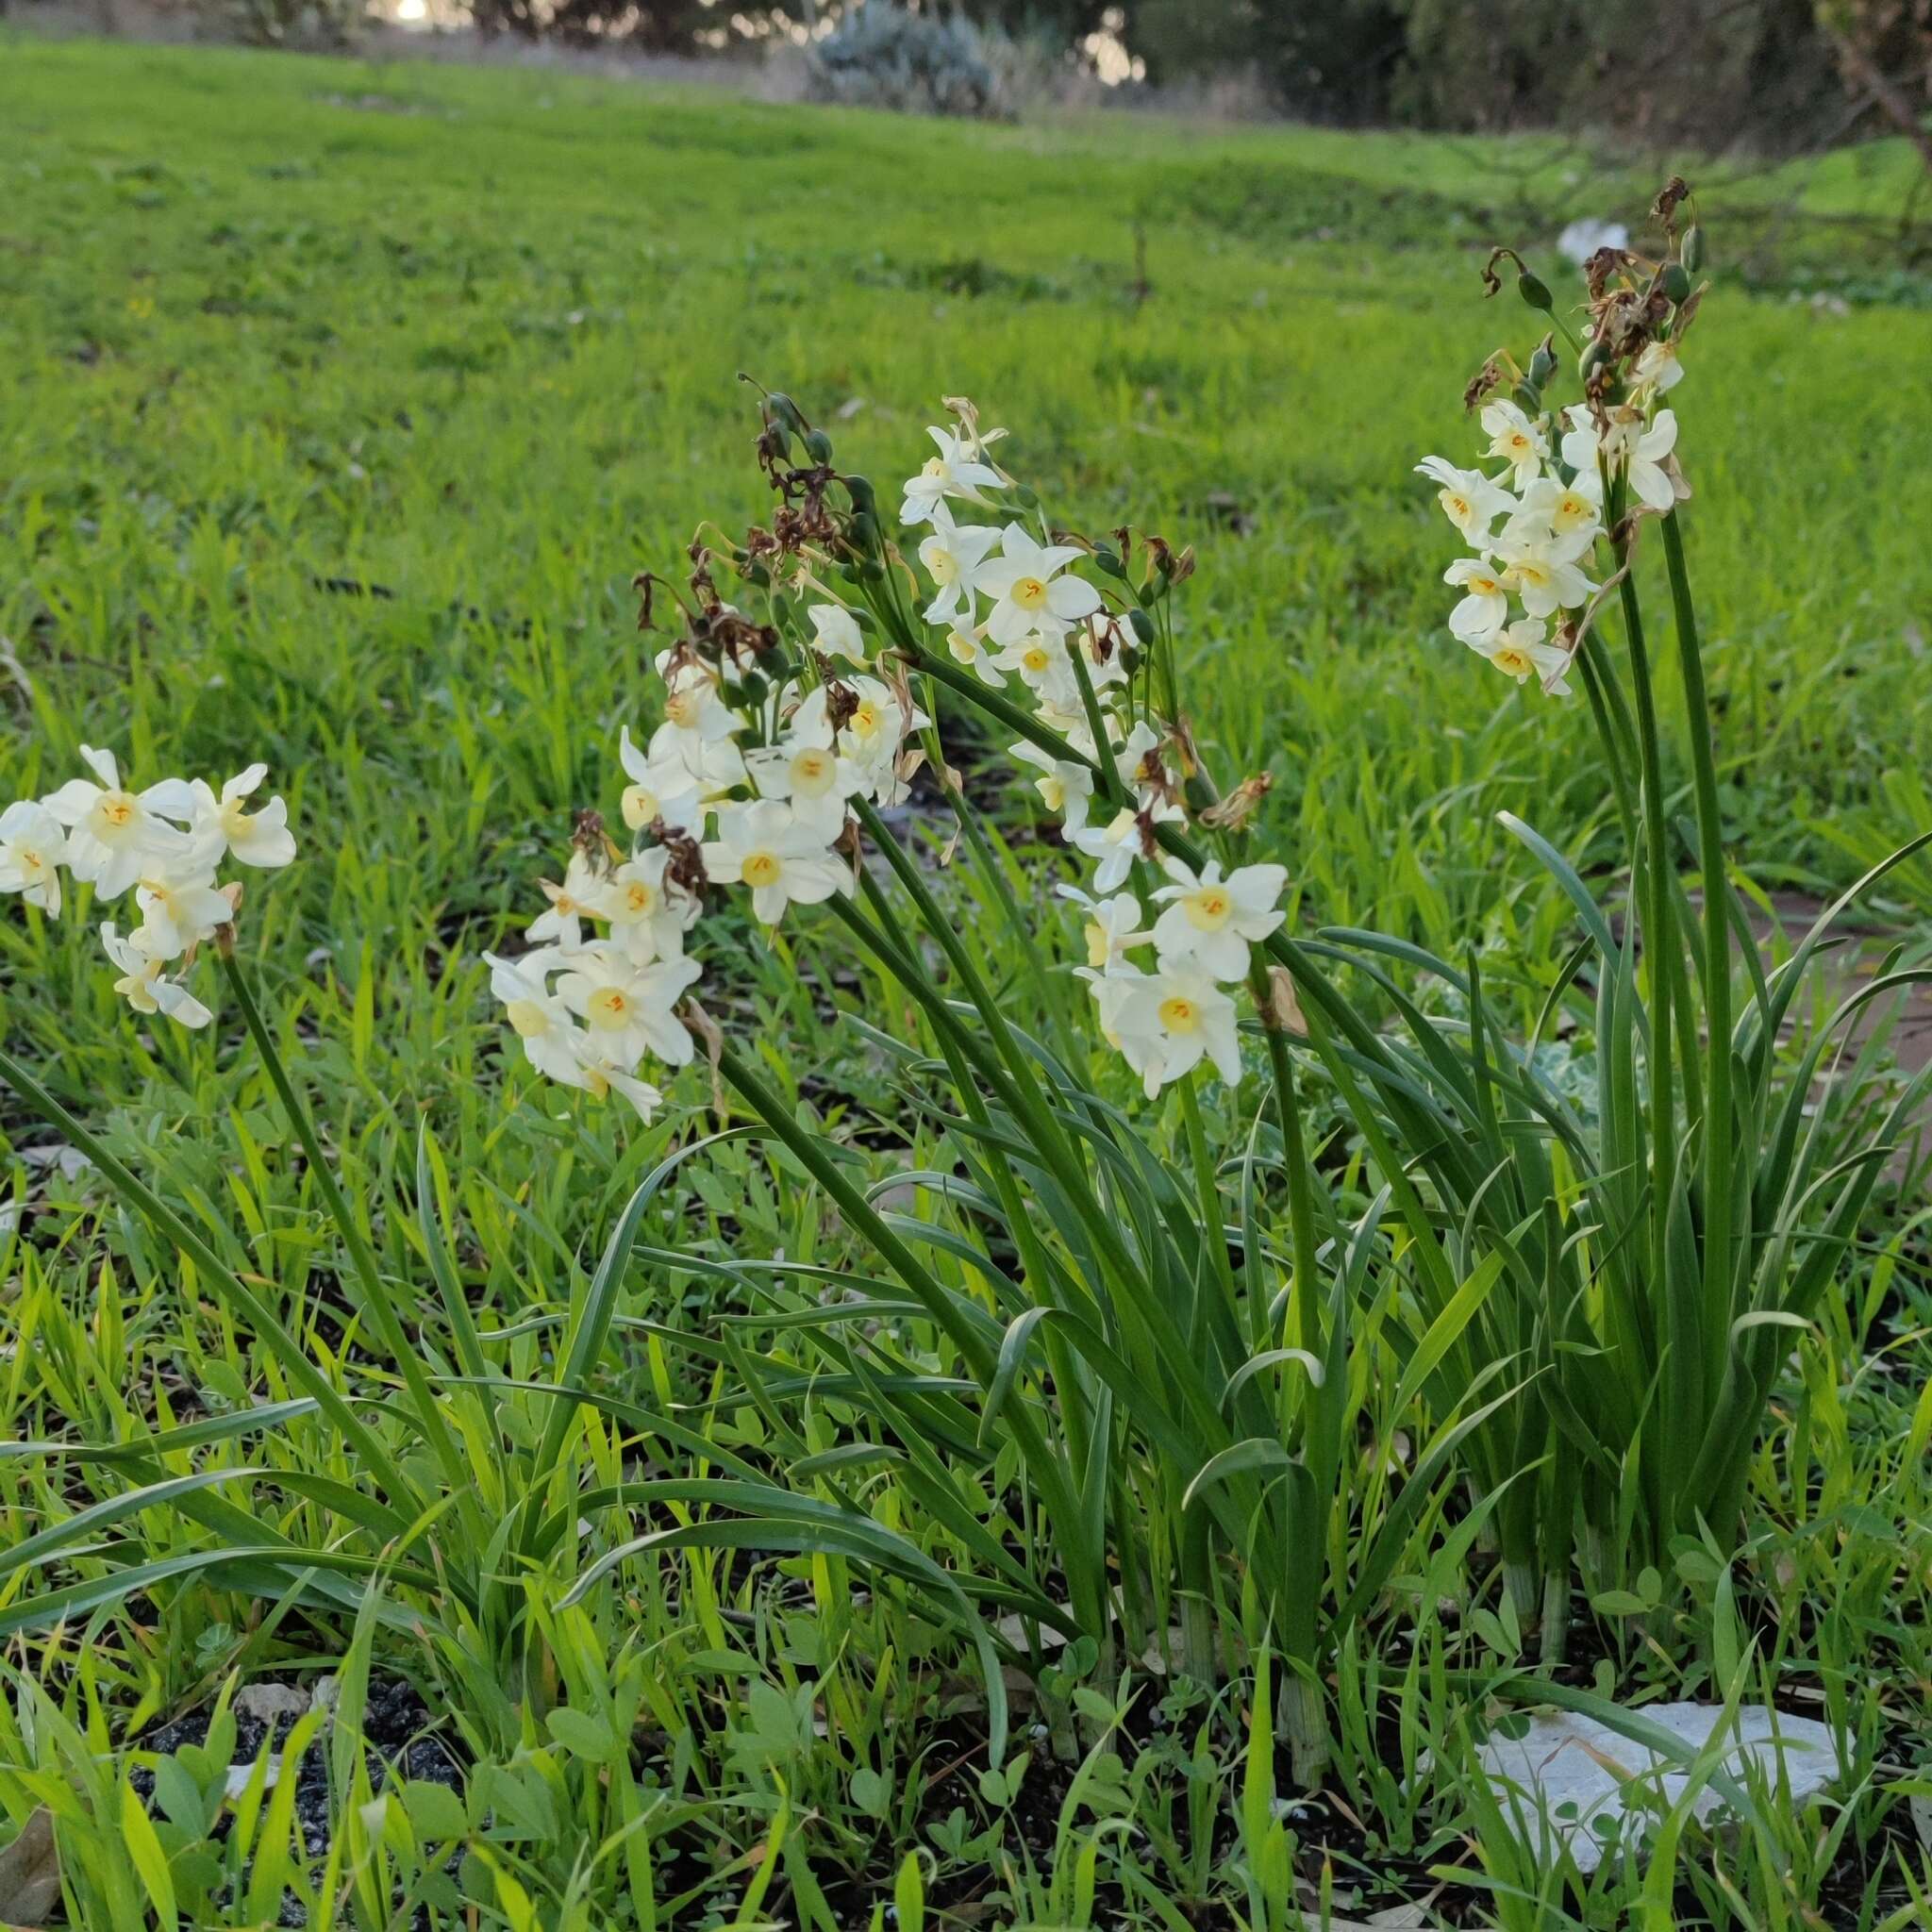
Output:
2 36 1930 1931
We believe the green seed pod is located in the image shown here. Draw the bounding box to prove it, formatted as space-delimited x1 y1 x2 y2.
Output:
857 557 884 583
767 392 804 436
1093 545 1126 579
743 559 770 589
1660 261 1690 304
1512 379 1541 416
735 670 770 709
1014 484 1040 510
1528 341 1558 388
1681 225 1705 274
1128 607 1156 646
843 474 877 516
1517 268 1553 312
1578 337 1612 383
850 510 879 555
803 428 833 464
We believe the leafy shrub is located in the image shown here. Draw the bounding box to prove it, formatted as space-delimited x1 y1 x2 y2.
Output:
802 2 1005 118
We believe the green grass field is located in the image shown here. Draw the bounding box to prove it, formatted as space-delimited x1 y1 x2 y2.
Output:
2 35 1930 1931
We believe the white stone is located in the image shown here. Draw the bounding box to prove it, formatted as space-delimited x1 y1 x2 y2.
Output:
1471 1702 1839 1874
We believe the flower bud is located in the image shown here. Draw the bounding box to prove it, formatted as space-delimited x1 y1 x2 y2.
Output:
1516 267 1553 312
1660 261 1690 304
1681 225 1705 274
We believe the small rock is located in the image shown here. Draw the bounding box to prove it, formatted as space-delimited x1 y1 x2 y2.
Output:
1468 1701 1837 1874
236 1683 313 1725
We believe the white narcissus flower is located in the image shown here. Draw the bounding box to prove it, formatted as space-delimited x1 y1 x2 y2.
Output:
1479 400 1548 484
100 923 212 1029
1493 532 1594 620
1503 477 1601 560
808 604 868 665
557 944 701 1072
619 725 708 834
486 948 588 1086
1444 558 1509 642
744 730 863 841
1150 858 1288 981
1035 697 1098 751
595 850 698 966
702 800 851 927
1010 739 1095 832
790 678 924 800
1631 340 1683 399
0 801 68 914
527 851 604 953
1069 800 1179 893
575 1051 665 1124
650 676 742 781
132 850 233 961
188 765 296 870
1624 408 1683 514
1057 884 1151 970
945 625 1007 688
1415 456 1516 545
992 631 1079 710
899 425 1004 526
978 524 1104 646
917 508 1002 627
1560 406 1681 514
42 746 192 899
1086 965 1242 1097
1468 619 1573 696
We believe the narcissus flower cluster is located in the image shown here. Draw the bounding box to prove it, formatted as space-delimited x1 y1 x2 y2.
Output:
1417 243 1695 699
1 750 295 1027
895 434 1287 1097
498 398 1291 1117
491 544 926 1123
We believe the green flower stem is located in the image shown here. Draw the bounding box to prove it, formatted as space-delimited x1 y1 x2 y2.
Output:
849 794 1158 1311
714 1035 1087 1545
1248 964 1324 1402
905 631 1467 1323
219 950 476 1517
824 878 1108 1582
1607 482 1695 1505
1660 507 1735 1373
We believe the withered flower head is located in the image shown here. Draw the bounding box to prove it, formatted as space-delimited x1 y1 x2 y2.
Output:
572 808 615 874
656 826 708 901
822 674 861 734
631 571 659 633
1582 246 1630 304
1650 175 1691 236
1462 356 1504 413
1200 771 1274 831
